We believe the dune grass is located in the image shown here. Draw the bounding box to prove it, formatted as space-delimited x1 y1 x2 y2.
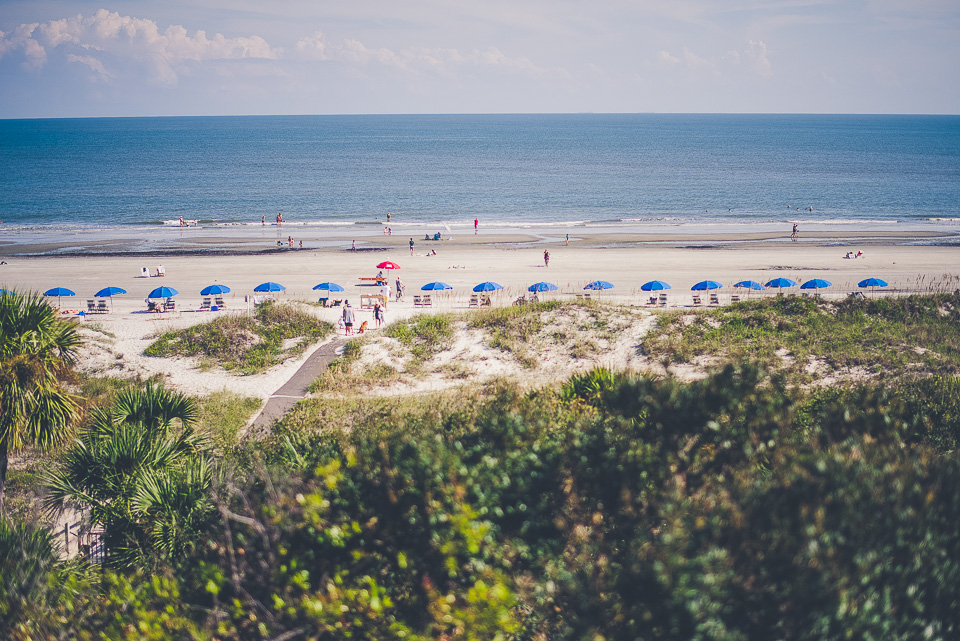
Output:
643 293 960 378
145 301 335 375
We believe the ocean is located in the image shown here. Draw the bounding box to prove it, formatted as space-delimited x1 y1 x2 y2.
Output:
1 113 959 245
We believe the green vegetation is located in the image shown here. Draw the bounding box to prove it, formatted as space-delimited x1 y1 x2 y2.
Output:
0 290 82 513
44 383 211 569
469 300 562 367
145 301 335 374
195 390 261 451
644 293 960 378
384 313 454 367
7 294 960 639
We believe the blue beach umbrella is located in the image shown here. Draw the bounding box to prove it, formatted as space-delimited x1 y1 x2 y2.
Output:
641 280 672 291
691 280 723 291
858 278 888 288
312 282 345 292
528 282 558 292
421 281 453 291
148 286 179 299
44 287 76 307
44 287 75 298
254 282 286 293
473 282 503 292
584 280 615 290
94 286 127 298
800 278 832 290
200 284 231 296
733 280 766 290
765 277 798 289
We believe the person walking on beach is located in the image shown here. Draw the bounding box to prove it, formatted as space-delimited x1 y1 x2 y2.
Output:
373 301 384 328
396 277 405 301
261 215 265 225
342 302 354 335
791 223 799 242
351 240 356 251
474 218 479 233
409 237 415 255
544 250 550 267
565 234 569 246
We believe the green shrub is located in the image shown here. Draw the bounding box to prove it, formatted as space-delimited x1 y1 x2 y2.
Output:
145 302 334 374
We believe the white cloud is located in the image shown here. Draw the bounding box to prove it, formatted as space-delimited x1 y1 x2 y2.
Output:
66 53 112 80
292 30 555 78
295 31 327 60
0 10 278 84
656 50 680 65
745 40 773 78
653 41 773 80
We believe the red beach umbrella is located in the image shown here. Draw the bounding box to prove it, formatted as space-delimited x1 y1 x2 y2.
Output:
377 261 401 270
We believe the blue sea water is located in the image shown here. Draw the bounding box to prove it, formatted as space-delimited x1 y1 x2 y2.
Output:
1 113 959 239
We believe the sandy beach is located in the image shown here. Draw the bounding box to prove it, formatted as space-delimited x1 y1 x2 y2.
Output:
2 227 959 402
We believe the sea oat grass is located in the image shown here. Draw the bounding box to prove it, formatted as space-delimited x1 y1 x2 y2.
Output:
145 301 334 374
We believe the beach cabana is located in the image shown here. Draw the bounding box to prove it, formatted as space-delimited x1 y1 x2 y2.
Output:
44 287 76 308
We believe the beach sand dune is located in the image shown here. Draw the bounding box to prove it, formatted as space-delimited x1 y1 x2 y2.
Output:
2 233 958 404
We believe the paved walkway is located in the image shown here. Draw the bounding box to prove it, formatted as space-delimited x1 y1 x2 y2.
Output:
249 338 346 434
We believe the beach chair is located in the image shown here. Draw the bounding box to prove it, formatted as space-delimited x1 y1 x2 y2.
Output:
658 293 668 307
481 294 492 307
647 296 658 306
709 293 720 306
147 301 160 313
331 299 342 307
692 295 702 306
164 298 176 312
96 300 109 313
200 297 212 311
214 296 226 309
582 292 591 301
469 294 479 308
423 295 432 308
730 294 740 303
413 295 423 308
87 300 97 313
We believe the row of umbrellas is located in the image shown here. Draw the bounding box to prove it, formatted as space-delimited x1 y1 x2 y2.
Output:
638 277 889 292
29 276 892 304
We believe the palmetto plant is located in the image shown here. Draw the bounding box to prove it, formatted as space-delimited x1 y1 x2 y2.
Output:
45 383 212 568
0 289 82 514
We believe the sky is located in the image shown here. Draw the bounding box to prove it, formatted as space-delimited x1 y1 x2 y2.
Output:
1 1 958 118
